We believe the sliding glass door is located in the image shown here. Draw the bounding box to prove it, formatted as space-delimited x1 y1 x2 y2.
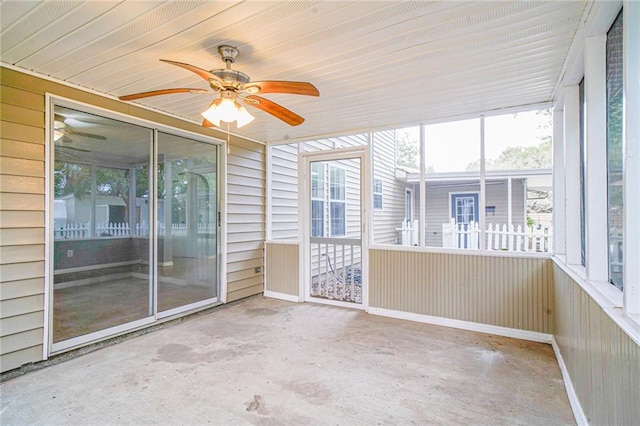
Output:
51 103 220 351
53 106 153 344
157 132 219 315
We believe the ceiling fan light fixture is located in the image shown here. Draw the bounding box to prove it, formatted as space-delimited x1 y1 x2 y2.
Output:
216 97 239 122
201 91 255 128
201 99 221 126
236 105 255 128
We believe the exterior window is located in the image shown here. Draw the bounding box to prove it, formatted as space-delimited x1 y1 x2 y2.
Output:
311 162 325 237
329 165 346 236
373 178 383 209
579 78 586 266
606 10 624 290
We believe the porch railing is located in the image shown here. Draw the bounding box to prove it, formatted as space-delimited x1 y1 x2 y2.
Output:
310 237 362 303
442 219 553 253
54 222 216 240
395 219 419 246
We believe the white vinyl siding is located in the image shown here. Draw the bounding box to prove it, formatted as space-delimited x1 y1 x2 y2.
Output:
226 139 265 302
372 130 409 245
270 144 299 240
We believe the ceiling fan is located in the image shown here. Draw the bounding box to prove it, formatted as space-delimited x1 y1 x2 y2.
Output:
118 45 319 128
54 114 107 144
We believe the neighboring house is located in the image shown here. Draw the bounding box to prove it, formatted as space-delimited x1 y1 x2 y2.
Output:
399 169 552 248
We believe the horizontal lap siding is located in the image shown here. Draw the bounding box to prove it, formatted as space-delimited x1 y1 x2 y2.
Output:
265 242 299 296
0 74 47 371
226 138 265 302
369 249 553 333
0 67 266 372
270 144 299 240
372 130 406 245
553 264 639 425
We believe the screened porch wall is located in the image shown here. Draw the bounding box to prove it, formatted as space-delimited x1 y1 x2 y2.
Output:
552 262 640 425
368 248 554 334
0 67 265 372
264 242 299 298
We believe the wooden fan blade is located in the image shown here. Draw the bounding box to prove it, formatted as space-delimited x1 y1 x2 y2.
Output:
160 59 226 87
202 118 218 128
241 81 319 96
244 95 305 126
119 88 210 101
58 145 91 152
57 128 107 141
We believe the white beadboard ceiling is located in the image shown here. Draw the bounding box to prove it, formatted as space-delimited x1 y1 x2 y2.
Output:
1 0 588 144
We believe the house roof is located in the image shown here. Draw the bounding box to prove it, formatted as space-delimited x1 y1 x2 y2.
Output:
1 1 589 144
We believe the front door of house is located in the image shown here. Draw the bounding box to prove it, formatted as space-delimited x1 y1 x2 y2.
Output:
303 149 366 308
451 192 479 248
451 193 479 225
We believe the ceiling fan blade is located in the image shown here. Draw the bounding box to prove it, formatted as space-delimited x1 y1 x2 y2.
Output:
119 88 210 101
202 118 218 128
57 128 107 141
244 95 305 126
57 144 91 152
160 59 226 87
241 81 319 96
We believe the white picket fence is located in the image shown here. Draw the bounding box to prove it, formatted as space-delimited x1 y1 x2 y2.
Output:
54 222 215 239
396 219 419 246
442 219 553 253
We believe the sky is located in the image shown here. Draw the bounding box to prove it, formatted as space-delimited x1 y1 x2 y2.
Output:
399 110 551 173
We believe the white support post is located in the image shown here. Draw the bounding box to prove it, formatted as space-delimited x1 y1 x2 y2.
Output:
90 165 97 238
419 124 426 247
584 35 609 283
624 0 640 315
552 104 566 256
265 145 273 241
507 177 512 228
479 115 486 250
129 167 136 235
563 85 582 266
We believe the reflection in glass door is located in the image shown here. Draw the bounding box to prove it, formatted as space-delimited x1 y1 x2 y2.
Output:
51 103 221 351
52 106 153 344
157 133 219 314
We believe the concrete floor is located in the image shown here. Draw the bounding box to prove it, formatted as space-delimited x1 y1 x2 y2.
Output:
1 296 575 425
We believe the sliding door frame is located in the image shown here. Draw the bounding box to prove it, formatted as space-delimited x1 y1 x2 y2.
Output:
45 94 226 356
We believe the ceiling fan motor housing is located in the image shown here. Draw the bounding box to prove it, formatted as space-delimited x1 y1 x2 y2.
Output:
218 45 239 64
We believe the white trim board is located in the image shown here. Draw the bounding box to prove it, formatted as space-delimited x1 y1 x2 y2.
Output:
263 290 300 303
367 307 553 344
551 336 589 426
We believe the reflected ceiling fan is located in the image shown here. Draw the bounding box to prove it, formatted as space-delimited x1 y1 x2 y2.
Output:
118 45 319 128
54 114 106 144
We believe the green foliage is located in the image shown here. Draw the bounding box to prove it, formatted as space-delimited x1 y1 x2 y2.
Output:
395 130 419 170
466 138 552 170
466 110 553 171
54 162 91 199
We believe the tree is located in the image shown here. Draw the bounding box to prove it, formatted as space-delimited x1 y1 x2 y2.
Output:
466 138 552 171
395 130 419 170
466 110 553 170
